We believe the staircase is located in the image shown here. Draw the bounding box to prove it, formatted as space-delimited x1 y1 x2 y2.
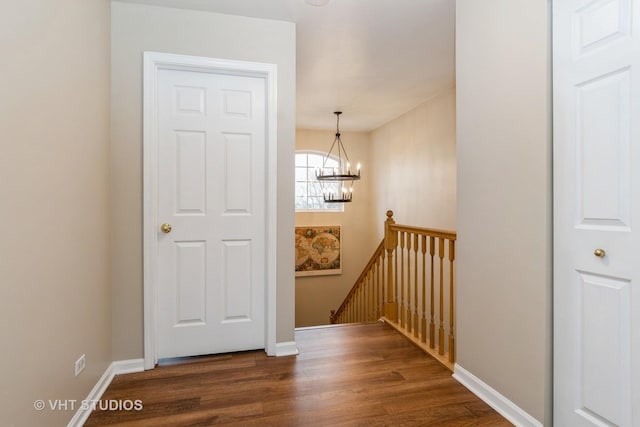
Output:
330 210 457 370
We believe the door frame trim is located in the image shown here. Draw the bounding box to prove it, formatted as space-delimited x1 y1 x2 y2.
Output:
142 51 278 369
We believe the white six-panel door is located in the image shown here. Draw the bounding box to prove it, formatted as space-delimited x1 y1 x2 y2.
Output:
554 0 640 425
156 68 267 359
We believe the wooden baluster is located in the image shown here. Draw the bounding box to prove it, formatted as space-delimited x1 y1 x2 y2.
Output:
384 211 398 322
360 284 363 322
380 253 385 319
364 278 371 322
421 235 427 343
429 236 435 349
351 288 358 323
354 286 358 322
345 301 348 323
399 231 406 328
360 284 364 322
370 269 374 321
413 233 419 337
372 258 377 320
438 238 445 355
376 251 384 320
356 284 364 322
352 292 355 322
378 257 382 320
357 287 360 322
374 259 379 319
364 270 371 322
406 232 413 331
372 268 376 321
354 291 357 322
373 268 376 321
394 235 399 321
350 296 354 323
365 272 370 321
365 278 369 321
352 295 355 322
370 263 375 321
380 256 384 319
368 270 371 321
354 285 358 322
362 283 366 322
356 282 364 322
379 253 384 319
361 281 365 322
364 277 368 322
448 240 456 363
364 279 367 321
358 285 362 322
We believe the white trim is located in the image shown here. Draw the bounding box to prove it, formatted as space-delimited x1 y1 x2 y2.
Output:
275 341 299 356
67 359 144 427
112 358 145 375
143 51 278 365
453 364 542 427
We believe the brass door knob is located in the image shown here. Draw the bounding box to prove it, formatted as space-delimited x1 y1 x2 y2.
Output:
594 248 605 258
160 223 172 234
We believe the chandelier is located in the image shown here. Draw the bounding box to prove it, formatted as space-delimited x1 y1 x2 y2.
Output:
316 111 361 203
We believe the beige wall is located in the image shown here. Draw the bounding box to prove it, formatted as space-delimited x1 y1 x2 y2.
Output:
295 129 377 327
370 88 457 235
0 1 112 425
111 1 296 358
456 1 552 424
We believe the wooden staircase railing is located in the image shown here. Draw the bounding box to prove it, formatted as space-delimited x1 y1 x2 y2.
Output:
330 240 386 324
330 210 457 370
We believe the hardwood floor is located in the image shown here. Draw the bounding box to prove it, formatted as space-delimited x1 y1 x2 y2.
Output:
85 323 511 426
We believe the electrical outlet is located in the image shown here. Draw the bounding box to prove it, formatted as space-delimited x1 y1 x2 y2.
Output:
74 354 86 377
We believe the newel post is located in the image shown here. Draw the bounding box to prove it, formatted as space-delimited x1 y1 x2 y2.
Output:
384 210 398 322
329 310 337 324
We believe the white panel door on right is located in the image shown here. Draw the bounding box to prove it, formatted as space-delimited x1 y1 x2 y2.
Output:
156 68 267 359
554 0 640 425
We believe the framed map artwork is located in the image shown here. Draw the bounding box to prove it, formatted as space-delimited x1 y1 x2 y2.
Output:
295 226 342 276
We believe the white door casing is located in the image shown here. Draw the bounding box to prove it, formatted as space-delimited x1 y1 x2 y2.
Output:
553 0 640 426
143 52 278 368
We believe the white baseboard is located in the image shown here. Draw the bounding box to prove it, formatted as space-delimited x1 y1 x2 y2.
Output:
111 359 145 376
275 341 299 356
67 358 144 427
453 364 542 427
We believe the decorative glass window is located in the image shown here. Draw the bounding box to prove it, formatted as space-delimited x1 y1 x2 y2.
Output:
295 152 344 212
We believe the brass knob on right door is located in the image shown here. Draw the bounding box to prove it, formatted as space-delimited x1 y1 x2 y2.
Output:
594 248 605 258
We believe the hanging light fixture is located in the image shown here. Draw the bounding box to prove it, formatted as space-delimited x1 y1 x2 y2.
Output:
316 111 361 203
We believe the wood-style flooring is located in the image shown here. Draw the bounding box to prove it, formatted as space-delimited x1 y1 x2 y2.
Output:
85 322 512 426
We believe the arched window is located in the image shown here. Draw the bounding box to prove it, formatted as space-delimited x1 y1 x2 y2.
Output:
295 151 344 212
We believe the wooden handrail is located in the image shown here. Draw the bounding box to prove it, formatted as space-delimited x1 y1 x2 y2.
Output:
389 224 456 241
330 240 384 324
330 210 457 370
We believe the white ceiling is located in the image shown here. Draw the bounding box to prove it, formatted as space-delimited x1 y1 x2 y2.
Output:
117 0 455 131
